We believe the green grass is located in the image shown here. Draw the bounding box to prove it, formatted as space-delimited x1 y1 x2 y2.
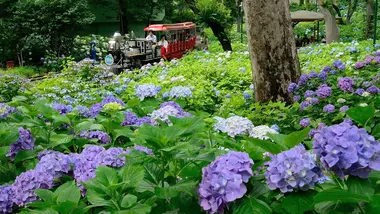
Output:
0 66 43 77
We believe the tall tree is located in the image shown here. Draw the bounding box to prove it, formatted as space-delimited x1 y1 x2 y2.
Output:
318 0 340 43
243 0 300 103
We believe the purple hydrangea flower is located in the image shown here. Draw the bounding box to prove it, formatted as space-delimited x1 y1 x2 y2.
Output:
318 71 328 81
53 103 73 115
354 62 365 69
304 90 315 98
121 112 154 126
298 74 310 86
243 91 251 99
329 70 337 75
270 124 280 133
0 185 13 213
265 145 324 193
6 128 35 161
293 95 301 102
310 98 320 105
323 104 335 113
355 88 365 95
338 77 354 92
80 131 111 144
300 118 310 127
11 169 55 206
199 151 254 213
309 123 327 138
131 145 153 155
362 81 372 88
316 84 332 98
313 122 380 179
0 103 16 119
76 105 91 118
35 151 71 177
100 95 125 106
333 60 343 68
365 56 375 64
309 71 318 78
367 86 380 93
300 101 311 111
135 84 161 100
288 83 298 93
99 148 127 168
89 103 102 118
340 106 349 112
323 66 332 72
150 102 192 125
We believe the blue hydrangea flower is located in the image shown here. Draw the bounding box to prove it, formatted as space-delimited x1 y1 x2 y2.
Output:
135 84 161 100
80 131 111 144
35 151 71 177
317 84 332 98
288 83 298 93
304 90 315 98
53 103 73 115
265 145 324 193
313 121 380 179
355 88 365 95
99 148 127 168
323 104 335 113
270 124 280 133
0 103 16 119
129 145 153 155
300 118 310 127
169 86 192 99
318 71 328 81
309 71 318 78
0 185 13 213
199 151 254 213
367 86 380 94
298 74 310 86
340 106 349 112
243 91 251 99
149 102 192 125
162 92 169 98
121 112 154 126
293 95 301 102
76 105 91 118
7 128 35 161
338 77 354 92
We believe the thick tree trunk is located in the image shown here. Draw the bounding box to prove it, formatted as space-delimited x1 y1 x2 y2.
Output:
318 0 339 43
366 0 374 39
243 0 301 103
346 0 359 24
207 21 232 51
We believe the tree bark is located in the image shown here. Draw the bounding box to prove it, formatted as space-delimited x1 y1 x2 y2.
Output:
318 0 339 43
243 0 300 103
332 4 344 24
207 21 233 51
366 0 374 39
236 0 242 32
346 0 359 24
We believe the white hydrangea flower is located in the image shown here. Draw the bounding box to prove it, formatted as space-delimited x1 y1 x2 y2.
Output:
249 125 279 140
337 98 346 103
170 76 186 82
213 116 255 138
362 92 370 97
359 103 368 107
169 86 192 99
149 106 179 125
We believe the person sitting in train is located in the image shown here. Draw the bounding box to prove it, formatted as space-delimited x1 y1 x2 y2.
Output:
146 30 157 44
158 35 168 49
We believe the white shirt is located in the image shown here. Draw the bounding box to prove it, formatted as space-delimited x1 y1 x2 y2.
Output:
146 34 157 43
158 40 168 48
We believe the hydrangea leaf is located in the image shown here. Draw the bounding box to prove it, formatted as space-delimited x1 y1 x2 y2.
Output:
52 114 70 125
120 165 145 189
113 127 135 142
54 201 78 213
280 191 316 214
14 150 36 163
34 189 54 203
56 182 81 204
244 138 284 154
49 134 74 147
154 180 197 199
95 166 119 186
74 121 94 133
314 189 370 203
346 106 375 126
233 198 271 214
346 176 374 197
284 128 310 149
372 123 380 138
0 123 19 146
121 194 137 208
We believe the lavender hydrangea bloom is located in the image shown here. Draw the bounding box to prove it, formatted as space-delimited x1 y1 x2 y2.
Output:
72 146 105 185
213 116 254 138
317 84 332 98
76 105 91 118
313 122 380 179
300 118 311 127
298 74 310 86
309 123 327 138
365 56 375 64
0 103 16 119
338 77 355 92
300 101 311 111
309 98 320 105
100 95 125 106
121 112 154 126
367 86 380 93
362 81 372 88
135 84 161 100
6 128 35 160
333 60 343 68
11 169 55 206
265 145 324 193
132 145 153 155
288 83 298 93
80 131 111 144
323 104 335 113
340 106 349 112
169 86 192 98
150 102 192 125
243 91 251 99
309 71 318 78
35 152 71 177
0 185 13 213
53 103 73 115
354 62 365 69
250 125 278 140
293 95 301 102
270 124 280 132
355 88 365 95
88 103 102 118
199 152 254 213
318 71 328 81
99 148 126 168
323 66 332 72
304 90 315 98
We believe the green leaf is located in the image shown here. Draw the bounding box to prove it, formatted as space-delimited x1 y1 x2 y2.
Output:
12 96 28 102
0 146 9 157
280 191 316 214
56 182 81 204
368 195 380 213
244 138 284 155
113 127 135 141
155 181 197 199
86 189 115 208
95 166 118 186
89 124 105 131
250 181 269 198
52 114 70 124
346 176 374 197
0 124 19 146
14 150 36 163
266 133 286 147
54 201 77 214
35 189 54 202
74 121 93 133
314 189 370 203
284 128 310 149
372 123 380 138
120 165 145 189
127 99 140 107
49 134 74 146
346 106 375 125
233 198 271 214
121 194 137 208
114 204 151 214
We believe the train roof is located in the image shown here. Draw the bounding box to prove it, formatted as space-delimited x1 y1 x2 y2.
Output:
144 22 196 31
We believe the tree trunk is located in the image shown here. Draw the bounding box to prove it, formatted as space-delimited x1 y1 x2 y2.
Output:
318 0 339 43
346 0 359 24
366 0 374 39
118 0 128 34
243 0 301 103
236 0 242 32
207 21 233 51
332 4 344 24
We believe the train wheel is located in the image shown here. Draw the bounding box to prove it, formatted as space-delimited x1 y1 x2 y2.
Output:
133 58 142 69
